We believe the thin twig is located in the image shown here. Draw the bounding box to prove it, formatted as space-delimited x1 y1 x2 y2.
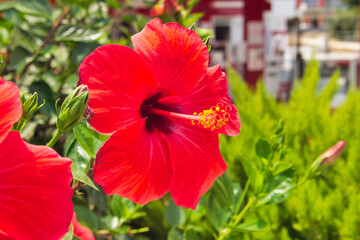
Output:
19 5 71 79
40 5 71 51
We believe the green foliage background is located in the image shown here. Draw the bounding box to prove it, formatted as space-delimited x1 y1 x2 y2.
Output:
0 0 359 239
225 63 360 240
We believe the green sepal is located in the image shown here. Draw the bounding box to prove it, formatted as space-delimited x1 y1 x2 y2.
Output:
202 36 211 52
188 23 196 31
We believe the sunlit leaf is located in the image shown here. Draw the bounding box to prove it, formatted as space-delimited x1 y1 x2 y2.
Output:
110 195 133 219
15 0 52 19
55 25 102 42
0 1 17 11
73 122 103 158
256 169 296 206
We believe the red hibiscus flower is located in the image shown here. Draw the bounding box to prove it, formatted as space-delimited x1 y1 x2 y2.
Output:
71 213 95 240
0 77 73 239
79 18 240 209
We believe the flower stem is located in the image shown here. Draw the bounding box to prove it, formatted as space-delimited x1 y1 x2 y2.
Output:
12 118 26 132
233 180 250 217
218 181 253 240
129 227 149 234
19 5 71 81
233 197 255 226
46 129 63 147
217 197 255 240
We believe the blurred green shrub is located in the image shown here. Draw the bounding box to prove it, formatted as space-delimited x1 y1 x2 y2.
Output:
225 61 360 240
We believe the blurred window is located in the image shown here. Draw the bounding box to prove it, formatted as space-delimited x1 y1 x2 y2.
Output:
215 26 230 41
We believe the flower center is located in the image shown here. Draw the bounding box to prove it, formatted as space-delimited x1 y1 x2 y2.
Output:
146 102 231 131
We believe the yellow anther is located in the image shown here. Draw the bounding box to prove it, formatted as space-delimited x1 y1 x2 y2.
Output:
192 102 231 131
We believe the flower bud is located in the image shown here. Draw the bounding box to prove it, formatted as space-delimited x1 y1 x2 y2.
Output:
56 85 89 133
20 92 44 121
306 141 346 179
12 92 45 132
150 3 165 16
320 141 346 165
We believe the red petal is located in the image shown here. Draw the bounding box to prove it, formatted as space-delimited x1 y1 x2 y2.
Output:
0 131 73 240
160 65 241 136
94 119 172 204
72 213 95 240
0 78 22 144
132 18 209 96
161 121 227 209
79 44 158 134
0 232 12 240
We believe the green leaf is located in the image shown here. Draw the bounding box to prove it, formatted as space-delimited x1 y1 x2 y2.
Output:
239 157 264 194
84 186 108 213
61 223 73 240
181 12 204 27
207 191 231 230
8 47 32 72
55 25 102 42
0 1 17 12
256 169 296 206
29 81 56 116
66 139 91 172
184 228 199 240
101 216 121 231
110 195 134 219
255 138 271 159
271 161 293 176
74 204 99 230
109 195 145 222
168 226 183 240
71 164 99 191
14 0 52 19
275 119 285 134
165 198 186 227
72 43 90 64
90 127 110 142
73 122 103 158
227 218 268 232
212 170 234 207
